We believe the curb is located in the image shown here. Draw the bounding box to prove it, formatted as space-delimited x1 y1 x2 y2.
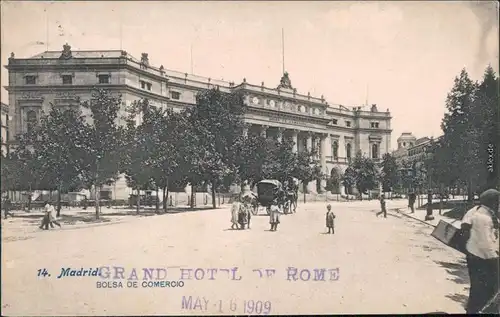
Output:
392 208 437 228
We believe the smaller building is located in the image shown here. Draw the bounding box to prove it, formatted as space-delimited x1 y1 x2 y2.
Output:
1 102 9 155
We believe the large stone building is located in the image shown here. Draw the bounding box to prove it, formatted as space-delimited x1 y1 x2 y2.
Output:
1 102 9 155
392 132 443 166
4 44 392 199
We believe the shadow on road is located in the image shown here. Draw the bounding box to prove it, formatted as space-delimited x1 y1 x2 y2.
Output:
445 292 468 309
434 260 469 285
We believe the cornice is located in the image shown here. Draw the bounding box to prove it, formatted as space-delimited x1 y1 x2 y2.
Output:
246 105 331 125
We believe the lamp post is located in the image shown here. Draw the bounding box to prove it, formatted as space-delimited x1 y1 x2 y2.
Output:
424 165 434 221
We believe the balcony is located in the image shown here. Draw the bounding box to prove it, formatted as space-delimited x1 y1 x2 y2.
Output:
326 156 349 164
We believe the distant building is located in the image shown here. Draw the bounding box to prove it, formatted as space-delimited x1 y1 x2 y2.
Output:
4 44 393 198
1 102 9 155
392 132 442 166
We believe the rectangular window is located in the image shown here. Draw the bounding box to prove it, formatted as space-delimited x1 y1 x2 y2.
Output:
62 75 73 85
170 91 181 100
140 80 146 89
98 75 110 84
346 121 351 127
371 122 379 128
331 119 338 125
25 76 36 85
146 83 152 91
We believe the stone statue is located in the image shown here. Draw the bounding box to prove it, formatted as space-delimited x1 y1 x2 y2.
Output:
277 72 293 89
141 53 149 66
10 52 14 59
60 43 72 59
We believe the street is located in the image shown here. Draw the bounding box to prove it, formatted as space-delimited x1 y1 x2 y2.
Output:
1 200 469 315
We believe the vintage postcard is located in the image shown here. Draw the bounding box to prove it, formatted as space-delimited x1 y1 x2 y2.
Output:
1 1 499 315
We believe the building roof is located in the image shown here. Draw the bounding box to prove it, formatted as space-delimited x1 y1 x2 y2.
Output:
415 137 430 145
29 50 134 60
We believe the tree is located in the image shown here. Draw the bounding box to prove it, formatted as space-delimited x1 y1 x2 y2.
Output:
325 167 341 194
341 167 356 196
150 110 186 213
28 106 88 216
440 69 479 200
342 151 379 199
236 134 268 187
471 66 499 190
381 153 398 193
122 99 159 214
183 88 246 209
80 89 123 219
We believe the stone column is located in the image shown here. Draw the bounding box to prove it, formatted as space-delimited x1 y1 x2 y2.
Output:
260 125 268 138
277 127 284 143
306 132 313 152
320 134 328 192
291 129 299 153
242 123 250 138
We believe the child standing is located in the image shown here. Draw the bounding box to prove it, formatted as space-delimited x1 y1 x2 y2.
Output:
326 204 336 234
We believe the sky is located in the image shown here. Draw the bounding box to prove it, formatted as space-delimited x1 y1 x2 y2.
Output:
1 1 498 150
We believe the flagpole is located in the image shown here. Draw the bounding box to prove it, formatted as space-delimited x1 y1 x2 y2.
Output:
282 28 285 74
119 7 123 50
45 6 49 51
190 44 193 74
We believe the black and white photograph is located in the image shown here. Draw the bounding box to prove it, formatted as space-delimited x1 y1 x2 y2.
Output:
1 1 499 315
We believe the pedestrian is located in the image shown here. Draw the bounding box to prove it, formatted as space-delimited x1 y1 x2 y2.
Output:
39 201 61 230
408 192 416 213
3 195 14 219
238 198 249 230
230 195 241 230
242 195 252 229
325 204 335 234
376 194 387 218
461 188 499 314
269 200 281 231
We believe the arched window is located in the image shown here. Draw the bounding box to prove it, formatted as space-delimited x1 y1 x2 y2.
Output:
403 142 406 147
346 143 352 161
26 110 37 134
372 143 379 159
332 141 338 160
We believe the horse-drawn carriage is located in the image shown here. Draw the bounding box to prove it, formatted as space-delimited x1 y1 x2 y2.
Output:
250 179 298 215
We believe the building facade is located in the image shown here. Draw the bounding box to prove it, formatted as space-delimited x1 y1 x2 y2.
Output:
1 102 9 155
4 44 392 199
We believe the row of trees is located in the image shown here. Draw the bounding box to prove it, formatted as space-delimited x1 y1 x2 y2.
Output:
373 66 499 200
1 88 324 218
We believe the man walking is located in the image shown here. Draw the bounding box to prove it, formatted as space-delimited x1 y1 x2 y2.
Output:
376 194 387 218
461 188 499 314
408 191 416 213
2 195 14 219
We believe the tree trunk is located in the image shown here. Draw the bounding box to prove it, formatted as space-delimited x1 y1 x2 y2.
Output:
27 189 32 212
190 185 195 209
136 188 140 215
162 185 167 213
95 185 100 219
155 187 160 214
56 185 62 217
467 179 473 202
211 179 217 209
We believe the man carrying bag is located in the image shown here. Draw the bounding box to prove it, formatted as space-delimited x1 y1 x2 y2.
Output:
460 189 499 314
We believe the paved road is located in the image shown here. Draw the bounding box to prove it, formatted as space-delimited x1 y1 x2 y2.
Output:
1 200 468 315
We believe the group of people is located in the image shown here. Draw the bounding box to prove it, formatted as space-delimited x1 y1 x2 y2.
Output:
230 194 252 230
39 201 62 230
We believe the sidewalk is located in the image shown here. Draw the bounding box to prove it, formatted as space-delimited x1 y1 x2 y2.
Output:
391 206 462 228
